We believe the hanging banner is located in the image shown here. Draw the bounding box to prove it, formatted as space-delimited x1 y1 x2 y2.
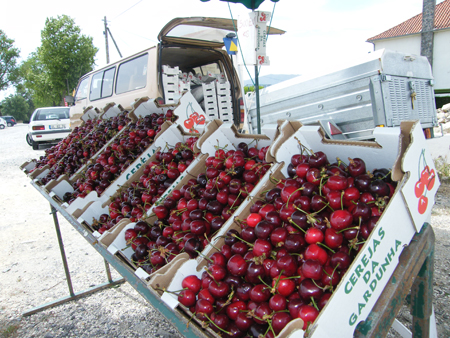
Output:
237 11 271 66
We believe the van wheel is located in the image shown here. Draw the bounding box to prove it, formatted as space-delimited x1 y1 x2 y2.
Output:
32 141 39 150
26 134 32 146
0 125 5 130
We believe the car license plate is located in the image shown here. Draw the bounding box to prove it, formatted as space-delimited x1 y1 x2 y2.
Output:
50 124 64 129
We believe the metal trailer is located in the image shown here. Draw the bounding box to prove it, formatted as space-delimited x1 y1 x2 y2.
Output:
246 49 438 140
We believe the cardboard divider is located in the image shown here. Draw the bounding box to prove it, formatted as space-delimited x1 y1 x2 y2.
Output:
20 160 37 174
28 165 51 182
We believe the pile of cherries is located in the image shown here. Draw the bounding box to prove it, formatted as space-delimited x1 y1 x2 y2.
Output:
124 142 272 274
170 150 395 338
38 112 131 185
62 111 177 204
93 136 199 233
29 119 99 172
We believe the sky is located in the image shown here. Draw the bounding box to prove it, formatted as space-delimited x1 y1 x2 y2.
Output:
0 0 442 100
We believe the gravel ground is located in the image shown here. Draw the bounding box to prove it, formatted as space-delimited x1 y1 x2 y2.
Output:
0 124 449 338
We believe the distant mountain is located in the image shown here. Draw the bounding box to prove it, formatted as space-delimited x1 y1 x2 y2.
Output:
243 74 300 88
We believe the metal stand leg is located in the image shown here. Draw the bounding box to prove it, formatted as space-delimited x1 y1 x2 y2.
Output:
22 205 126 317
354 223 437 338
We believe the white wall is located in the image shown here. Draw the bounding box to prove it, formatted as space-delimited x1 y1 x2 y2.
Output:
373 31 450 92
373 35 422 55
432 30 450 90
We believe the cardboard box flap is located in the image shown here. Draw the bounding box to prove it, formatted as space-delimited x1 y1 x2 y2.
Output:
131 97 166 118
200 122 273 157
98 218 132 248
266 120 302 163
78 200 109 227
274 124 401 177
81 106 101 122
173 91 207 134
398 121 440 232
160 258 205 309
101 103 124 120
20 160 36 173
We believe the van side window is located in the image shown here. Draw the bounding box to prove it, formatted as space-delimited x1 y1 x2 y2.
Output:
90 67 116 101
116 53 148 95
75 77 89 101
102 68 115 97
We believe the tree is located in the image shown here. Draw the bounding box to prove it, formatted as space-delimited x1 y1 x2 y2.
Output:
0 30 20 92
22 15 98 106
20 52 54 107
0 94 29 121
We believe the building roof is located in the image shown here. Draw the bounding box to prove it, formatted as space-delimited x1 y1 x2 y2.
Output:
367 0 450 42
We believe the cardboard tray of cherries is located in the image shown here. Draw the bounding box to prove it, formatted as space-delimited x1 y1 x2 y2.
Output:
40 99 179 215
145 120 440 338
20 104 126 182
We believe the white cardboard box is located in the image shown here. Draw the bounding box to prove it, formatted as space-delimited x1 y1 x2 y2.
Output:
152 120 440 338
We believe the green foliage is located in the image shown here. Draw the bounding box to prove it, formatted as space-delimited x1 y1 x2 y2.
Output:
0 30 20 91
0 94 29 121
19 53 53 107
434 156 450 181
21 15 98 106
1 323 19 338
244 85 264 94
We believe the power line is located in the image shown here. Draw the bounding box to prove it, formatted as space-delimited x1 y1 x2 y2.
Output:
110 0 144 22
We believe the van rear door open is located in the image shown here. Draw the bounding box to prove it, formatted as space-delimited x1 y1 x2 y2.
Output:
69 17 284 128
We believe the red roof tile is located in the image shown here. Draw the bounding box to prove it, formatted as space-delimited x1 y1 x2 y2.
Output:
367 0 450 41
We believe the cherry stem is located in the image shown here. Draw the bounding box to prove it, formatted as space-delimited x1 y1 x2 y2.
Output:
204 313 231 336
203 233 220 252
288 218 306 234
194 250 213 263
317 242 336 254
336 226 359 234
311 278 325 291
310 297 320 311
231 234 254 248
258 275 272 288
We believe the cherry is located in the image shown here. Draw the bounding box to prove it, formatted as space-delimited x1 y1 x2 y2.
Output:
348 158 366 177
235 312 254 332
249 284 271 303
227 254 248 276
299 279 324 301
301 259 323 280
272 312 292 334
324 228 344 249
178 289 196 307
298 304 319 330
305 227 324 244
330 209 353 230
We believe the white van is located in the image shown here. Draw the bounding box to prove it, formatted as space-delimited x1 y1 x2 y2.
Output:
70 17 284 127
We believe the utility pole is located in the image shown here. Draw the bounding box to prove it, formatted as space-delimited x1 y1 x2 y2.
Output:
421 0 436 67
104 16 110 64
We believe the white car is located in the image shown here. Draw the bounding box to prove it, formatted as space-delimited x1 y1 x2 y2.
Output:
27 107 71 150
0 117 6 129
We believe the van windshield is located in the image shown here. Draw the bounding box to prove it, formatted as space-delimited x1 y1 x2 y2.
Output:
75 77 89 101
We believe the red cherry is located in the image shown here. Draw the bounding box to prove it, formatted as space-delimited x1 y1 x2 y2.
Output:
329 209 353 230
418 195 428 214
298 304 319 330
